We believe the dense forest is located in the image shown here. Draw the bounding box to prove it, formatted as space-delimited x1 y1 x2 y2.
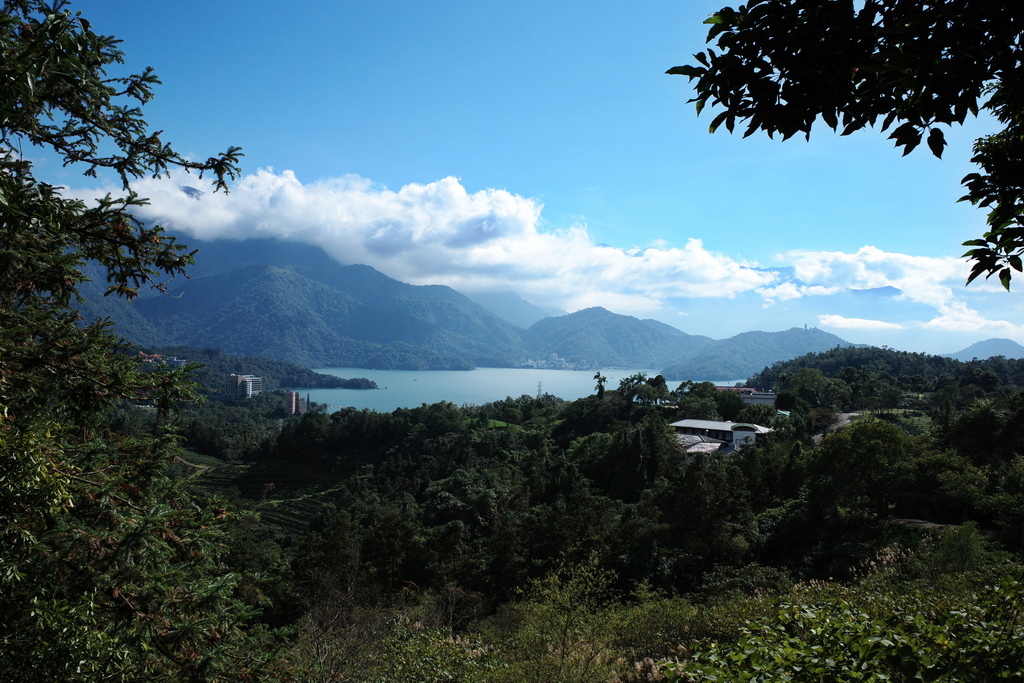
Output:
5 1 1024 680
143 346 378 394
112 347 1024 680
750 345 1024 412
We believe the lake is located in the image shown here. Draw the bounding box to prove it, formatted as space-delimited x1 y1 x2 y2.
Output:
297 368 745 412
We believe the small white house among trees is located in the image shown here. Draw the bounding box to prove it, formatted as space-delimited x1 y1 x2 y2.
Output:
669 419 772 450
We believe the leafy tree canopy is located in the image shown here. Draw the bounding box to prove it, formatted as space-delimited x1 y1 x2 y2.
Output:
670 0 1024 287
0 1 275 678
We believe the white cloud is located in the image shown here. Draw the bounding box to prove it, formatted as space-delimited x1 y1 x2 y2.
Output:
785 245 964 308
757 282 840 305
100 170 778 315
923 301 1024 335
68 170 1024 351
819 314 905 331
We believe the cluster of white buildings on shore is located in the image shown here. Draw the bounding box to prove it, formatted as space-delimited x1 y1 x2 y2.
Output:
225 374 307 415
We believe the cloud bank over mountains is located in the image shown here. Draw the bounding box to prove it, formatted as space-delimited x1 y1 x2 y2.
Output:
100 169 1024 353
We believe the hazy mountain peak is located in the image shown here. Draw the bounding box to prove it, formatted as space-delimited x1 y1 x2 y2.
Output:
571 306 615 317
944 338 1024 361
79 234 860 376
460 290 564 329
850 285 902 297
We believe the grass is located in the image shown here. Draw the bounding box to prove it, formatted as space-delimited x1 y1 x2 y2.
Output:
851 410 933 436
179 449 226 467
189 459 350 534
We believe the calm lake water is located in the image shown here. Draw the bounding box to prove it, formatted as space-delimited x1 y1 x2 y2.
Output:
298 368 745 413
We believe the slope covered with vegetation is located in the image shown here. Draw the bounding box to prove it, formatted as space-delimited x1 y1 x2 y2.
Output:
0 3 278 677
143 346 376 394
661 326 857 380
6 1 1024 680
81 240 529 370
133 355 1024 680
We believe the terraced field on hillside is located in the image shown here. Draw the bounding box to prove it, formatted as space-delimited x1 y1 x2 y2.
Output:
189 460 348 534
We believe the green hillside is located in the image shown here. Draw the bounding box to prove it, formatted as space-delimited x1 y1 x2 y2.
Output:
145 346 376 393
522 306 715 367
86 249 527 369
661 327 859 381
78 239 863 376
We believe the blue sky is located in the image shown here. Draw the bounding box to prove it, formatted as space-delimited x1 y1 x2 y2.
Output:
58 0 1024 354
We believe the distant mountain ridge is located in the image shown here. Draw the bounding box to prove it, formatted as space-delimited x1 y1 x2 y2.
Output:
660 326 861 380
461 290 564 328
944 338 1024 361
76 236 862 376
521 307 716 369
84 239 527 369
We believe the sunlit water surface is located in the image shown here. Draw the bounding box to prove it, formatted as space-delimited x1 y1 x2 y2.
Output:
296 368 744 413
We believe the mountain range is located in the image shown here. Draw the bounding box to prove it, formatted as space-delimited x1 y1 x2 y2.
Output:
943 338 1024 362
75 236 979 379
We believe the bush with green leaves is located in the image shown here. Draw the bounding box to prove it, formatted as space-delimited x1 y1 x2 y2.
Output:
0 1 283 678
482 554 625 683
664 576 1024 682
365 621 502 683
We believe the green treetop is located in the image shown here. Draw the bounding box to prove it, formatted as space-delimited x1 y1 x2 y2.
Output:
671 0 1024 288
0 1 280 679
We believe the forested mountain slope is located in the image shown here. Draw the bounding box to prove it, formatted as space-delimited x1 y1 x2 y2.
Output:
944 337 1024 361
78 240 530 369
749 344 1024 397
661 327 859 381
78 237 861 375
521 306 715 368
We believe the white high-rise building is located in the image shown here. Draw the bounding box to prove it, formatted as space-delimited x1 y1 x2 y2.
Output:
226 374 262 399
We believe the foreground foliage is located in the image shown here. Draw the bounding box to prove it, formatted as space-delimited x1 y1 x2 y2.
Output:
5 1 1024 679
184 372 1024 680
667 576 1024 682
671 0 1024 287
0 1 278 678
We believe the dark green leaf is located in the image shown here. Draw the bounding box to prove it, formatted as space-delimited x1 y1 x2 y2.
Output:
927 128 946 158
667 65 706 78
